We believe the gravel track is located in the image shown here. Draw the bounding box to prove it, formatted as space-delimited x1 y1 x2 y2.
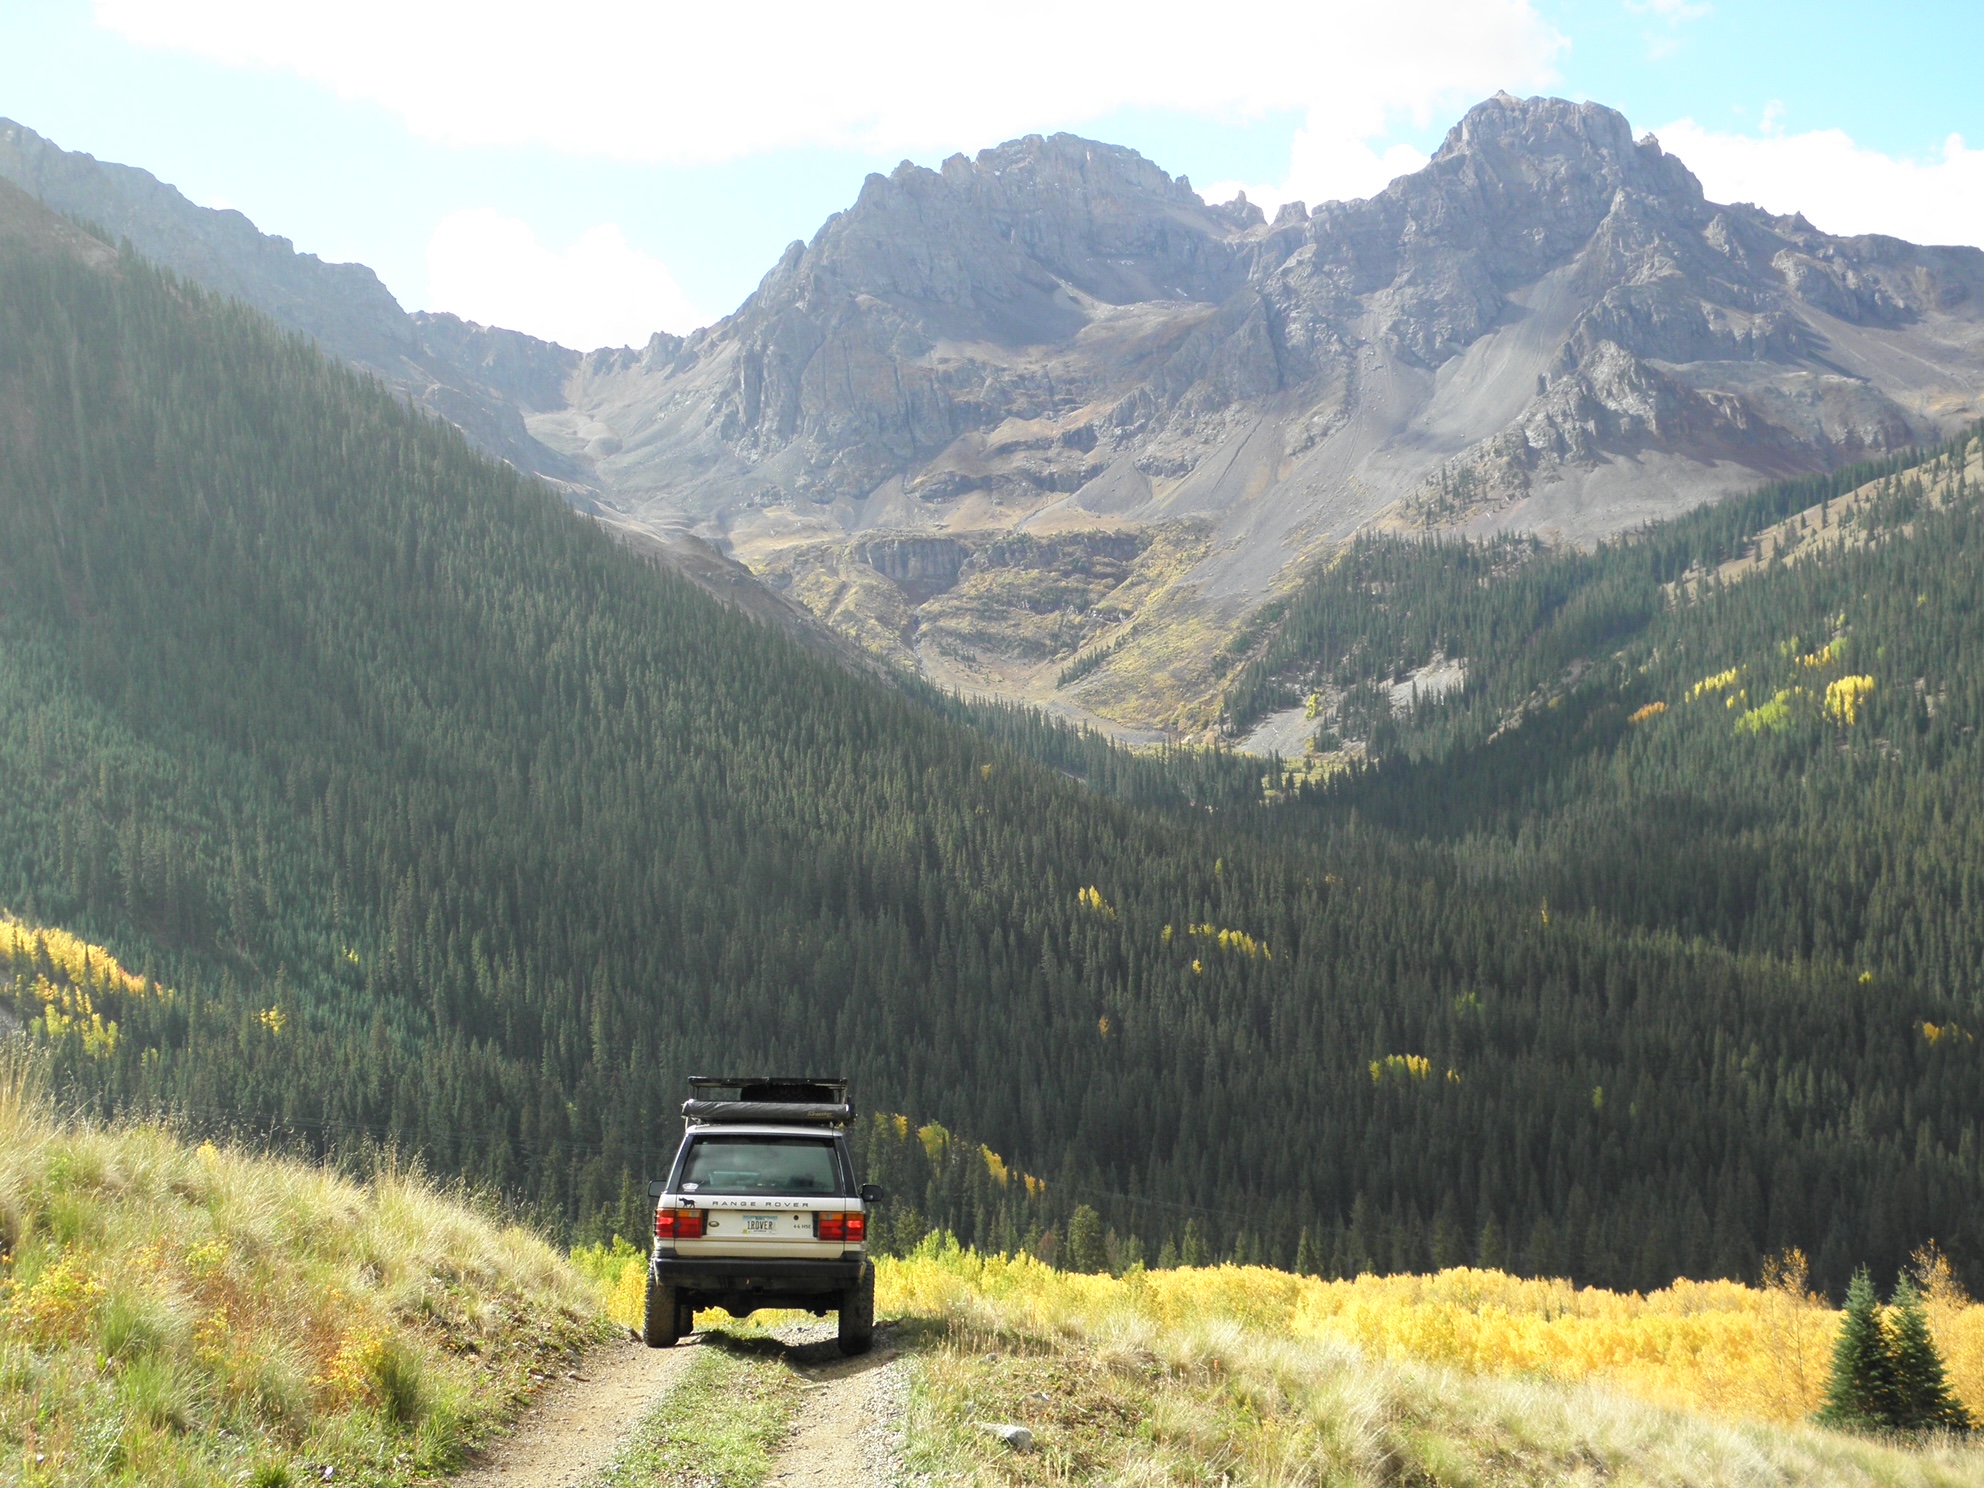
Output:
448 1335 695 1488
764 1322 908 1488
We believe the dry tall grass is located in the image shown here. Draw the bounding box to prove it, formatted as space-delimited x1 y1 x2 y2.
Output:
878 1239 1984 1427
0 1045 607 1487
884 1239 1984 1486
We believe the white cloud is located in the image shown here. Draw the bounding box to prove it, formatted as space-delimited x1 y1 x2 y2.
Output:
1657 120 1984 249
425 209 708 349
93 1 1562 196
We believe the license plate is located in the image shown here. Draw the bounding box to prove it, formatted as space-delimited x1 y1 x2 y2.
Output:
744 1215 778 1234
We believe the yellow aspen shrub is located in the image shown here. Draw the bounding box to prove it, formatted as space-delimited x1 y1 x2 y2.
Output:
0 917 148 997
1824 674 1876 725
917 1122 950 1164
1735 689 1800 735
1627 701 1667 724
1370 1054 1432 1083
872 1249 1984 1428
1687 668 1740 701
1913 1244 1984 1412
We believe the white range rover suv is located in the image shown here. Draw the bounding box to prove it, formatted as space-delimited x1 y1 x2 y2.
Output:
645 1076 881 1355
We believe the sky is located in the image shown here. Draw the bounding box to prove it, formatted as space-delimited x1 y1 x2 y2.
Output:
1 1 1980 351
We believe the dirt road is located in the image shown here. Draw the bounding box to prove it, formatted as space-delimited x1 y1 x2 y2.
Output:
765 1322 907 1487
449 1322 907 1488
450 1335 695 1488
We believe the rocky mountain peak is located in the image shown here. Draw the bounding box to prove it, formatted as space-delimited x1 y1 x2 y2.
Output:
540 94 1984 736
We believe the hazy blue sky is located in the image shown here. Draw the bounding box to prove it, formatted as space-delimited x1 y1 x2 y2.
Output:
3 1 1980 349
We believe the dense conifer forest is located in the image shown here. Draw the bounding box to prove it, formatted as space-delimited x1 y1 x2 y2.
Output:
3 214 1982 1297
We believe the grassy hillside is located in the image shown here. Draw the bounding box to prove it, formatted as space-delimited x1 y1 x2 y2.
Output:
6 1054 1977 1488
582 1239 1984 1486
0 1051 604 1486
0 193 1980 1294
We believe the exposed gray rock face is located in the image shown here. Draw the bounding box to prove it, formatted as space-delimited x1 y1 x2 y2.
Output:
539 97 1984 731
0 117 586 488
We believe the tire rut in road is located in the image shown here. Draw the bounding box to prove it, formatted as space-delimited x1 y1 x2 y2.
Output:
448 1334 696 1488
763 1322 907 1487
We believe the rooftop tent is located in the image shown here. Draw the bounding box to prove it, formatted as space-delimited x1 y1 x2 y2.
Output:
681 1075 853 1126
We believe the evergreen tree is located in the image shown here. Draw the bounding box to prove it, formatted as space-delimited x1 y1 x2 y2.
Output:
1888 1275 1971 1432
1295 1226 1319 1277
1817 1269 1902 1431
1065 1204 1107 1273
1180 1219 1210 1268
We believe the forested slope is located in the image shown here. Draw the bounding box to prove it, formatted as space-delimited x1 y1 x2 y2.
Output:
1243 436 1984 998
1 203 1979 1296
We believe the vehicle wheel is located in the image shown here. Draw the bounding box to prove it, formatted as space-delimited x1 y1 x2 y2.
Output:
644 1278 681 1348
675 1299 696 1338
836 1262 875 1356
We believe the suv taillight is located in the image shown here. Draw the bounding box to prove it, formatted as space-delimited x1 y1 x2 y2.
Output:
655 1207 704 1239
813 1211 866 1243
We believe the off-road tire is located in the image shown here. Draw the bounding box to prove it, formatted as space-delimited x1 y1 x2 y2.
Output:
643 1278 681 1348
836 1261 875 1356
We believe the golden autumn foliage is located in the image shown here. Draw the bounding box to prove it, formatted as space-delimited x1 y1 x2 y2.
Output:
1075 885 1117 919
1826 674 1877 725
1628 700 1667 724
1688 667 1742 701
1368 1053 1432 1083
871 1241 1984 1431
1185 922 1270 959
0 913 164 1058
1798 636 1849 669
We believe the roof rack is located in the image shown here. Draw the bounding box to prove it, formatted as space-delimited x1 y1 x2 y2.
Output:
682 1074 853 1127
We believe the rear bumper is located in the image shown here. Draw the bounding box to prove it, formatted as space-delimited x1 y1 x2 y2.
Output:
650 1253 866 1297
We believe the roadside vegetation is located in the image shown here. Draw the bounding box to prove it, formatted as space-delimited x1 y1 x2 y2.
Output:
0 1050 606 1487
10 1082 1980 1488
882 1239 1984 1486
590 1331 801 1488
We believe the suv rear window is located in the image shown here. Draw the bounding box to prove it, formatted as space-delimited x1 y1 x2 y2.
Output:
678 1136 843 1196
